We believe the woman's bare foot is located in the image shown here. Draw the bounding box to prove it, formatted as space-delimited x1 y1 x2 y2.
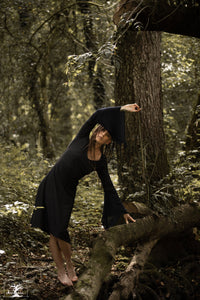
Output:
58 272 73 286
66 262 78 282
70 273 78 283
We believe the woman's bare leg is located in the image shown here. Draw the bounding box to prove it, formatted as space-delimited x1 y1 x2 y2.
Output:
57 238 78 282
49 234 73 286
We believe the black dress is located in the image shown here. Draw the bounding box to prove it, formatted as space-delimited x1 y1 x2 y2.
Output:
31 106 127 243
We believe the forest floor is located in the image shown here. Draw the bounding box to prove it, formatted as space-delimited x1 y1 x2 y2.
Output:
0 171 130 299
1 248 73 299
1 167 200 299
0 223 130 299
1 216 200 300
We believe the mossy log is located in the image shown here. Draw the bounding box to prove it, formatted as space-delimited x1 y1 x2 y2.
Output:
63 203 200 300
108 239 158 300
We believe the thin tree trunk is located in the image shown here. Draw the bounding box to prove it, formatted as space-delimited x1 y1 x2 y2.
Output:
185 94 200 159
29 71 55 158
77 0 106 108
64 203 200 300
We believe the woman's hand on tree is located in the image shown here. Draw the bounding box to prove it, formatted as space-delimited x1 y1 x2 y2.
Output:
123 213 136 224
120 103 141 112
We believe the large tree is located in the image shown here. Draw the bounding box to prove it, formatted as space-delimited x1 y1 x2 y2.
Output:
61 2 200 299
115 30 169 200
113 0 200 38
113 0 200 200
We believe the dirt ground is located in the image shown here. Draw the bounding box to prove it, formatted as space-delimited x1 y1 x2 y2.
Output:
0 248 80 299
1 217 200 300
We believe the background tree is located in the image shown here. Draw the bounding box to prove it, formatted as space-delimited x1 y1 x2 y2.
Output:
185 94 200 157
77 0 106 108
161 33 200 160
0 0 78 157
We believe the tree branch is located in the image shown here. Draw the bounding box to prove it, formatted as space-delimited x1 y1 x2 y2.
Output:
108 239 158 300
113 0 200 38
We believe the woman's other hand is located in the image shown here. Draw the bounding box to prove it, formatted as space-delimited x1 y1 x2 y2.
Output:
123 213 136 224
121 103 141 112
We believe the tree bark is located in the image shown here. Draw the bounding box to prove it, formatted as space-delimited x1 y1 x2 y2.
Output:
29 71 55 158
63 203 200 300
115 31 169 198
185 93 200 160
113 0 200 38
77 0 106 109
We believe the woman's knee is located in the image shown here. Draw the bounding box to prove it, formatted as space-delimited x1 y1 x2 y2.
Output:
50 234 59 244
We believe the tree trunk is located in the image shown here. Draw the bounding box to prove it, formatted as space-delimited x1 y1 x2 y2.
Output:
185 93 200 160
113 0 200 38
63 203 200 300
29 71 55 158
115 31 169 198
77 0 106 108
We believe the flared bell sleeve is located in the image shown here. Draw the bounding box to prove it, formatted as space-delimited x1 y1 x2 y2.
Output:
73 106 126 144
96 156 127 229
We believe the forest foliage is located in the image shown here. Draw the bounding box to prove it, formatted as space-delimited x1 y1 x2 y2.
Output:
0 0 200 299
1 0 199 260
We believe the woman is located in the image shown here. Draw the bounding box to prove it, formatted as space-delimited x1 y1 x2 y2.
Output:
31 103 141 286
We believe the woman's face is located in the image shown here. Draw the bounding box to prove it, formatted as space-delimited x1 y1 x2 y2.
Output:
95 129 112 145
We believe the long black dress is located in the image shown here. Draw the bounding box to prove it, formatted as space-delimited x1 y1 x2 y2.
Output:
31 106 127 243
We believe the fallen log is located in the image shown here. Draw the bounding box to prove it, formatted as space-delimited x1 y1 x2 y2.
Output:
108 239 158 300
63 203 200 300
